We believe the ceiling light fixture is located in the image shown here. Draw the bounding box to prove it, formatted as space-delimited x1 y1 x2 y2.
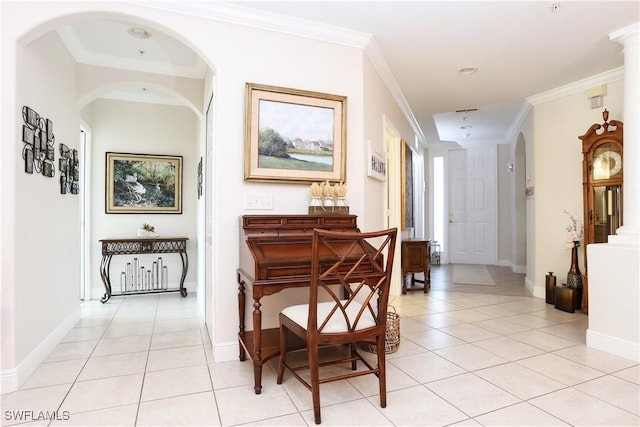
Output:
458 67 478 75
128 27 151 39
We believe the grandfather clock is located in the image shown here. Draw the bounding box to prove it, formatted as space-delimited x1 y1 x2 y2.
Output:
578 109 623 313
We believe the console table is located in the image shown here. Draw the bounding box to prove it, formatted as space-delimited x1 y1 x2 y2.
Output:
401 238 431 294
99 237 189 303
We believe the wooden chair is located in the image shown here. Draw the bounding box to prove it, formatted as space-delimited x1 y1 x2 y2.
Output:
276 227 397 424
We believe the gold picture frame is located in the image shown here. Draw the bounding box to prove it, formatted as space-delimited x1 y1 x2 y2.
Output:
244 83 347 183
105 152 183 214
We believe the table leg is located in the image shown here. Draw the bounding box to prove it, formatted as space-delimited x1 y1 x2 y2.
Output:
252 297 263 394
237 273 246 362
99 254 113 303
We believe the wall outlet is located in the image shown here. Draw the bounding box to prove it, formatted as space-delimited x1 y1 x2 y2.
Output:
245 193 273 210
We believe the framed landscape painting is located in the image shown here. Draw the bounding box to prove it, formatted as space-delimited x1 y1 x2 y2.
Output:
105 152 183 214
244 83 347 183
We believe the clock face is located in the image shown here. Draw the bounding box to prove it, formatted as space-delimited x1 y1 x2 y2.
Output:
593 149 622 179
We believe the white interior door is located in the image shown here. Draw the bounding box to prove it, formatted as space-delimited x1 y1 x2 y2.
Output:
449 147 497 264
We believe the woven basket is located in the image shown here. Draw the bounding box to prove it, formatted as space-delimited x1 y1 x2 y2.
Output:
361 306 400 354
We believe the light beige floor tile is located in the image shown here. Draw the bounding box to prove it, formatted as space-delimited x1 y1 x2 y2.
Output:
421 299 466 313
529 307 586 323
59 373 143 414
516 353 603 386
449 419 482 426
497 299 550 313
377 385 467 426
299 398 392 426
153 317 201 333
141 364 212 401
475 363 565 400
78 351 148 381
215 384 297 425
1 384 71 425
102 321 154 338
440 324 500 342
236 413 307 426
404 329 465 350
389 352 466 383
415 312 466 328
614 365 640 384
73 315 113 328
509 329 577 352
553 344 638 373
278 366 363 412
443 296 487 309
502 313 558 329
445 309 494 323
138 392 220 426
470 304 519 317
426 373 520 417
434 344 509 371
575 375 640 415
44 340 97 362
474 402 568 426
146 345 206 371
149 329 202 350
474 336 544 361
393 303 431 318
49 404 137 426
474 318 531 335
384 338 429 359
21 359 86 389
347 362 419 396
540 320 588 343
92 334 151 357
530 387 640 426
209 360 268 389
397 317 432 334
61 326 106 343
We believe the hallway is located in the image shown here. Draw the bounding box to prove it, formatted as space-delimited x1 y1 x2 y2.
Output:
2 265 638 426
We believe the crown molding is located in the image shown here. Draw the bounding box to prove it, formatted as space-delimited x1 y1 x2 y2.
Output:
526 67 624 106
127 1 425 144
126 1 371 48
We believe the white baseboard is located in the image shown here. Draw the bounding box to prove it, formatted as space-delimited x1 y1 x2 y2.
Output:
1 306 81 394
587 328 640 362
214 340 240 363
525 276 543 298
496 260 526 274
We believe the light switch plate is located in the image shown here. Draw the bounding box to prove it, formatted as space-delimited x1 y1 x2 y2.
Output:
245 193 273 210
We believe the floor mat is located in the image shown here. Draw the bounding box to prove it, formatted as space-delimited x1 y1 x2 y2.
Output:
452 264 496 285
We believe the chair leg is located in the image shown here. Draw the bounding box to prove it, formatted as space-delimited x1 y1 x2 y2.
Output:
350 343 357 370
309 343 321 424
377 336 387 408
276 324 288 384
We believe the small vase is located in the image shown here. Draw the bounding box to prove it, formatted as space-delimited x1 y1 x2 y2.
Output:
310 196 323 207
566 241 583 289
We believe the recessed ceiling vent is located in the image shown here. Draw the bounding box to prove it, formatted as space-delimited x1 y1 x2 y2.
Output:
455 108 478 113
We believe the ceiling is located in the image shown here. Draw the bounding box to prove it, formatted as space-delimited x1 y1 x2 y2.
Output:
57 1 639 147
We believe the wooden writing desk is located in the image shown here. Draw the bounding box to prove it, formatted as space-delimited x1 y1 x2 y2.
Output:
236 214 361 394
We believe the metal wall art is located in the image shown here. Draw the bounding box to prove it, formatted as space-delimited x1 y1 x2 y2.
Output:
21 106 55 177
59 143 79 195
197 157 203 199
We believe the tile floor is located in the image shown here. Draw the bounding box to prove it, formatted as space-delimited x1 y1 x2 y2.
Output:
2 265 639 426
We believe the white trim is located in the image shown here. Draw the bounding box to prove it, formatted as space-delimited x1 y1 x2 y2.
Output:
527 67 624 105
587 328 640 363
1 307 81 393
214 340 239 363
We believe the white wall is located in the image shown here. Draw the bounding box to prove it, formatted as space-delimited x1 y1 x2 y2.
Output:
2 1 417 378
86 99 199 299
530 79 624 296
2 29 81 388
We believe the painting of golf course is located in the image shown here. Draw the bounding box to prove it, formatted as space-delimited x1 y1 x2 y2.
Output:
257 100 334 172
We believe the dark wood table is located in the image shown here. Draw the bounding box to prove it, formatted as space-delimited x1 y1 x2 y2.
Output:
401 238 431 294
